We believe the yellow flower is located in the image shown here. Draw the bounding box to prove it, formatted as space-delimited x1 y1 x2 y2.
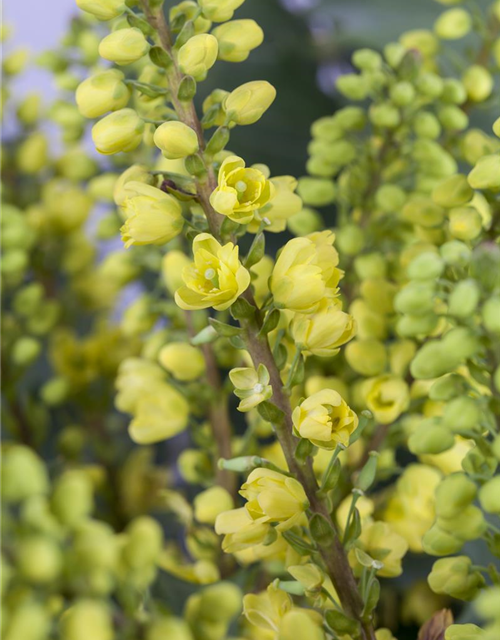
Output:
224 80 277 125
350 521 409 578
198 0 245 22
92 108 144 155
384 464 441 552
364 375 410 424
212 19 264 62
175 233 250 311
229 364 272 412
162 250 191 295
115 357 166 415
158 342 206 381
76 0 125 20
292 389 358 449
120 182 183 248
210 155 274 224
98 28 150 66
153 121 199 160
194 486 234 524
178 33 218 81
291 299 356 357
76 70 131 119
248 175 302 233
114 164 155 208
270 231 341 313
129 384 189 444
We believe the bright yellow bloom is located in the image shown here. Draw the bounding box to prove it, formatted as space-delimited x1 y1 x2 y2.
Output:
129 384 189 444
210 155 274 224
178 33 218 81
251 175 302 233
98 28 150 66
158 342 206 381
153 121 199 160
120 182 183 248
175 233 250 311
212 19 264 62
76 70 130 119
198 0 245 22
76 0 125 20
270 231 341 313
364 375 410 424
224 80 276 125
291 299 356 357
92 109 144 155
292 389 358 449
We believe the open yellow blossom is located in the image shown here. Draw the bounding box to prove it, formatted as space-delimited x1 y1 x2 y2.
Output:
270 231 341 313
364 375 410 424
175 233 250 311
291 299 356 357
248 175 303 233
120 182 183 248
210 155 274 224
229 364 272 412
129 384 189 444
350 521 409 578
293 389 358 449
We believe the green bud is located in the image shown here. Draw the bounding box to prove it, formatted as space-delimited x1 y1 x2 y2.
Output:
413 111 442 139
417 72 444 98
440 240 471 266
146 617 193 640
482 297 500 333
390 80 416 106
407 252 444 280
287 207 323 236
479 477 500 514
297 177 335 206
336 74 370 101
462 65 493 103
345 339 387 376
448 279 480 318
397 313 439 338
197 582 242 621
434 8 471 40
394 281 435 316
369 102 400 128
429 374 467 401
438 505 486 542
354 253 387 280
442 396 480 433
441 78 467 104
17 536 62 584
402 196 445 227
1 445 49 502
51 470 94 527
428 556 485 600
41 377 69 406
423 525 463 556
432 175 473 208
336 224 365 255
375 183 406 213
435 473 477 519
352 48 382 71
468 154 500 190
438 105 468 131
123 516 163 568
11 337 41 366
408 419 455 455
60 600 114 640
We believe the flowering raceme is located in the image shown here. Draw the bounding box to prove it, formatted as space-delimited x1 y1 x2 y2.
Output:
174 233 250 310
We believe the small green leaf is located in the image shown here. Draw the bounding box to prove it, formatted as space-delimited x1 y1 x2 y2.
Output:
244 233 265 269
258 308 280 337
149 46 173 69
230 297 255 320
191 325 217 345
127 13 155 36
208 318 242 337
363 578 380 617
177 75 197 101
309 513 334 547
344 508 362 548
205 126 230 157
174 20 195 49
325 610 360 636
257 401 284 426
356 451 379 492
295 438 314 464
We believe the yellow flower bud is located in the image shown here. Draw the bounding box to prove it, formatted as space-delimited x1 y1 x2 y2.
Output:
292 389 358 449
428 556 484 601
129 383 189 443
434 9 471 40
17 536 63 584
76 69 130 118
364 375 410 424
178 34 218 81
270 231 341 313
51 470 94 527
175 233 251 311
224 80 276 125
345 338 387 376
291 299 356 357
170 2 212 34
162 250 191 295
468 154 500 190
352 521 408 578
92 108 144 155
98 28 150 66
16 132 48 174
158 342 206 381
153 121 199 159
17 93 42 125
210 155 274 224
75 0 125 20
1 446 48 503
462 65 493 103
114 164 155 207
199 0 245 22
120 182 183 247
60 600 114 640
194 486 234 524
212 19 264 62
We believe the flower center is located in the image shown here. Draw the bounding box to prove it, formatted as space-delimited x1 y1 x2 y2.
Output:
253 383 264 394
204 268 216 280
235 180 247 193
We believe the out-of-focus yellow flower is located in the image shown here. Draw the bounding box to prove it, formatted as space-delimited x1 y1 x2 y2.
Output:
162 250 191 295
384 464 441 552
92 108 144 155
158 342 206 381
76 70 131 118
3 48 29 75
194 486 234 524
16 132 48 175
248 175 302 233
129 384 189 444
270 231 341 313
199 0 245 22
292 389 358 449
229 364 272 412
178 33 218 81
76 0 125 21
98 28 150 66
291 299 356 357
350 521 408 578
115 357 167 414
153 121 199 159
225 80 276 125
364 375 410 424
175 233 250 311
159 549 220 584
250 255 274 305
210 155 274 224
120 182 183 248
212 19 264 62
60 600 114 640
